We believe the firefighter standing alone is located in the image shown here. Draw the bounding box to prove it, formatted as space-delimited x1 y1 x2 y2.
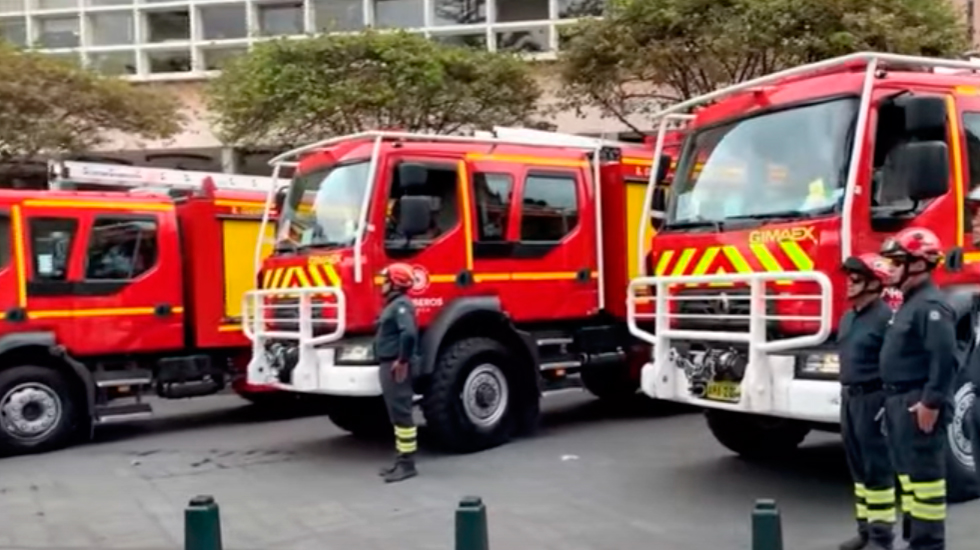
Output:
374 263 420 483
879 228 956 550
837 253 898 550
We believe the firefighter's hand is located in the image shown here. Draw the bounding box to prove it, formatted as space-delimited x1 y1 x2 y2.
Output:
909 401 939 433
392 360 409 383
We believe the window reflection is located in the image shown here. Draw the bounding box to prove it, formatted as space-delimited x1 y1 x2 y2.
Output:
373 0 423 28
147 49 191 73
431 0 485 26
496 27 548 52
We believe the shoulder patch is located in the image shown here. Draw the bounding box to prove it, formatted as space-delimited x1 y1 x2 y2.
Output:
929 310 941 321
398 306 406 315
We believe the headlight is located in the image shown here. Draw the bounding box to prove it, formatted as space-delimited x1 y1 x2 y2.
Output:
797 353 840 376
337 344 374 364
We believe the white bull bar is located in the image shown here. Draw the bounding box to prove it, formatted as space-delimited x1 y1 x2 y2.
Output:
242 286 347 392
627 271 834 417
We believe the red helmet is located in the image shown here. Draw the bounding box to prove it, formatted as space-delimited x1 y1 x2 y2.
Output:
842 253 892 283
381 263 415 290
880 227 943 264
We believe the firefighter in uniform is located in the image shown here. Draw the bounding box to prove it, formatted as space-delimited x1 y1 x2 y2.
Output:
374 263 420 483
962 187 980 484
879 228 956 550
838 253 897 550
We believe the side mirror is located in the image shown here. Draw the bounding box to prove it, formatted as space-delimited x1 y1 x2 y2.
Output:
655 154 672 184
397 195 432 237
398 163 428 192
883 141 949 201
650 186 667 231
898 96 947 136
945 247 964 273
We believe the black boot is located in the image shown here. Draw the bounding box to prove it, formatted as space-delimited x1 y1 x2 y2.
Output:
383 454 417 483
901 515 910 541
839 534 868 550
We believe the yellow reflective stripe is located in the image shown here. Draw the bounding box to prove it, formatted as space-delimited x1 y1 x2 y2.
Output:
779 241 814 270
23 199 173 211
864 488 896 505
27 306 183 319
308 264 329 287
854 483 867 498
901 496 914 513
722 245 752 273
11 205 27 307
671 248 697 276
856 503 868 519
691 246 720 276
394 425 416 436
867 507 897 523
261 269 275 289
947 95 965 247
912 480 946 500
910 501 946 521
457 160 474 270
899 475 911 489
465 152 589 168
396 440 418 453
268 268 285 289
655 250 675 276
292 266 312 288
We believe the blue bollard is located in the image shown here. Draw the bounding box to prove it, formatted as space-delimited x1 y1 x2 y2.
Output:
751 498 783 550
455 496 489 550
185 495 223 550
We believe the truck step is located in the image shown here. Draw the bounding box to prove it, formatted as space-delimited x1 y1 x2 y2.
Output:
536 337 573 347
540 360 582 371
94 369 152 388
94 402 153 423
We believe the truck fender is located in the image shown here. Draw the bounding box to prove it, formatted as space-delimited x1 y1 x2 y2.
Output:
0 332 96 418
419 296 538 382
941 287 980 369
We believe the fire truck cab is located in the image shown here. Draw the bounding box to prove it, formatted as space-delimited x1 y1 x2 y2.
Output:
244 126 683 453
628 52 980 503
0 161 282 455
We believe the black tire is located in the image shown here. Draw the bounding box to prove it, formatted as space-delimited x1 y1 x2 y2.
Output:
0 365 79 456
422 337 521 453
580 365 640 401
705 409 810 459
326 396 392 439
946 374 979 503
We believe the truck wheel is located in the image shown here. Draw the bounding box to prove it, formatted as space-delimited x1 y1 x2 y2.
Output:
580 365 639 401
0 365 79 456
705 409 809 459
423 337 519 453
946 376 979 503
326 397 392 439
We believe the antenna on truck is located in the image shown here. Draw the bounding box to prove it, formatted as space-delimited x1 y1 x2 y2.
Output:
47 160 277 192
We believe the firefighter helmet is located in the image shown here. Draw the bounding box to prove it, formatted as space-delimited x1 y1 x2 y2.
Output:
842 253 892 283
880 227 943 264
381 263 415 290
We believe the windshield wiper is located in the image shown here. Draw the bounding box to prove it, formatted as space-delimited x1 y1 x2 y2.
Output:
664 216 725 232
724 208 826 221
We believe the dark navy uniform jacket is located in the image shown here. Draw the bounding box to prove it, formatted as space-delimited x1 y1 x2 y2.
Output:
837 298 893 386
879 280 957 408
374 293 419 363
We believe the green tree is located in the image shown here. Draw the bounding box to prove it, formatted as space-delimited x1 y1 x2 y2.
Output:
205 30 543 147
0 41 184 160
558 0 971 133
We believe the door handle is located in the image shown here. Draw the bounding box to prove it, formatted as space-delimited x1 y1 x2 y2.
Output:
154 304 173 317
4 307 26 323
576 268 592 283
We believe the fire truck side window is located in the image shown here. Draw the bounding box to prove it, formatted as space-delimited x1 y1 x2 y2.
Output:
84 216 159 281
962 113 980 192
28 218 77 281
0 213 9 270
472 172 513 241
385 162 459 249
520 173 579 242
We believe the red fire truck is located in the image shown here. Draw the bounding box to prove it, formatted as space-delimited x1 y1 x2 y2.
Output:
627 52 980 502
0 161 285 456
243 126 684 453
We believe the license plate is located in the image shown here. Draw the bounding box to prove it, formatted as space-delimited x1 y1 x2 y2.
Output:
704 381 741 402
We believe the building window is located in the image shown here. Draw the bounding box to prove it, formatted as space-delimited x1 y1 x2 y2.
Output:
430 31 486 49
557 0 603 18
257 2 304 36
0 0 23 14
373 0 423 28
147 49 191 73
88 12 134 46
146 10 190 43
200 4 247 40
201 46 247 70
35 16 80 49
496 27 548 52
385 163 460 251
89 51 137 75
431 0 485 26
32 0 76 11
0 17 27 46
313 0 363 31
29 218 77 282
495 0 546 22
85 217 159 280
473 173 513 241
520 173 579 242
86 0 131 7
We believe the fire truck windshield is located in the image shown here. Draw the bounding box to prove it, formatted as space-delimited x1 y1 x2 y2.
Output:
277 160 370 249
666 97 857 228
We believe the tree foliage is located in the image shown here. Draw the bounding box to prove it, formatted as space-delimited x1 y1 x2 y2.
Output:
205 30 543 147
0 41 184 160
558 0 971 132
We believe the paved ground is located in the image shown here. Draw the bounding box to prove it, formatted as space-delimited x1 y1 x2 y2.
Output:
0 391 977 550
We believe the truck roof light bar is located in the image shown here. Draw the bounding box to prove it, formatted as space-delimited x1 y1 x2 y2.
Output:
48 160 276 192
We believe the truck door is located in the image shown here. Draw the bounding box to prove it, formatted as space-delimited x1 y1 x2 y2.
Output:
381 155 469 324
955 97 980 260
467 159 598 322
0 207 18 325
20 202 185 356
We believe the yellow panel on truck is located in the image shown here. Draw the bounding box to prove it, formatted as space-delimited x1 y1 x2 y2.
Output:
625 180 654 280
221 219 275 319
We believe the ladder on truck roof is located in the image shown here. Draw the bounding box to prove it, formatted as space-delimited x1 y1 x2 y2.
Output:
47 160 276 192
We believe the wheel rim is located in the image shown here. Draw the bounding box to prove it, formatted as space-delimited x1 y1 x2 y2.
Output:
948 383 975 471
461 363 509 431
0 382 63 442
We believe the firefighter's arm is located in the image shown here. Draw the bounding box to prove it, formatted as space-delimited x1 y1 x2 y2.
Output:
395 305 418 363
921 303 957 409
